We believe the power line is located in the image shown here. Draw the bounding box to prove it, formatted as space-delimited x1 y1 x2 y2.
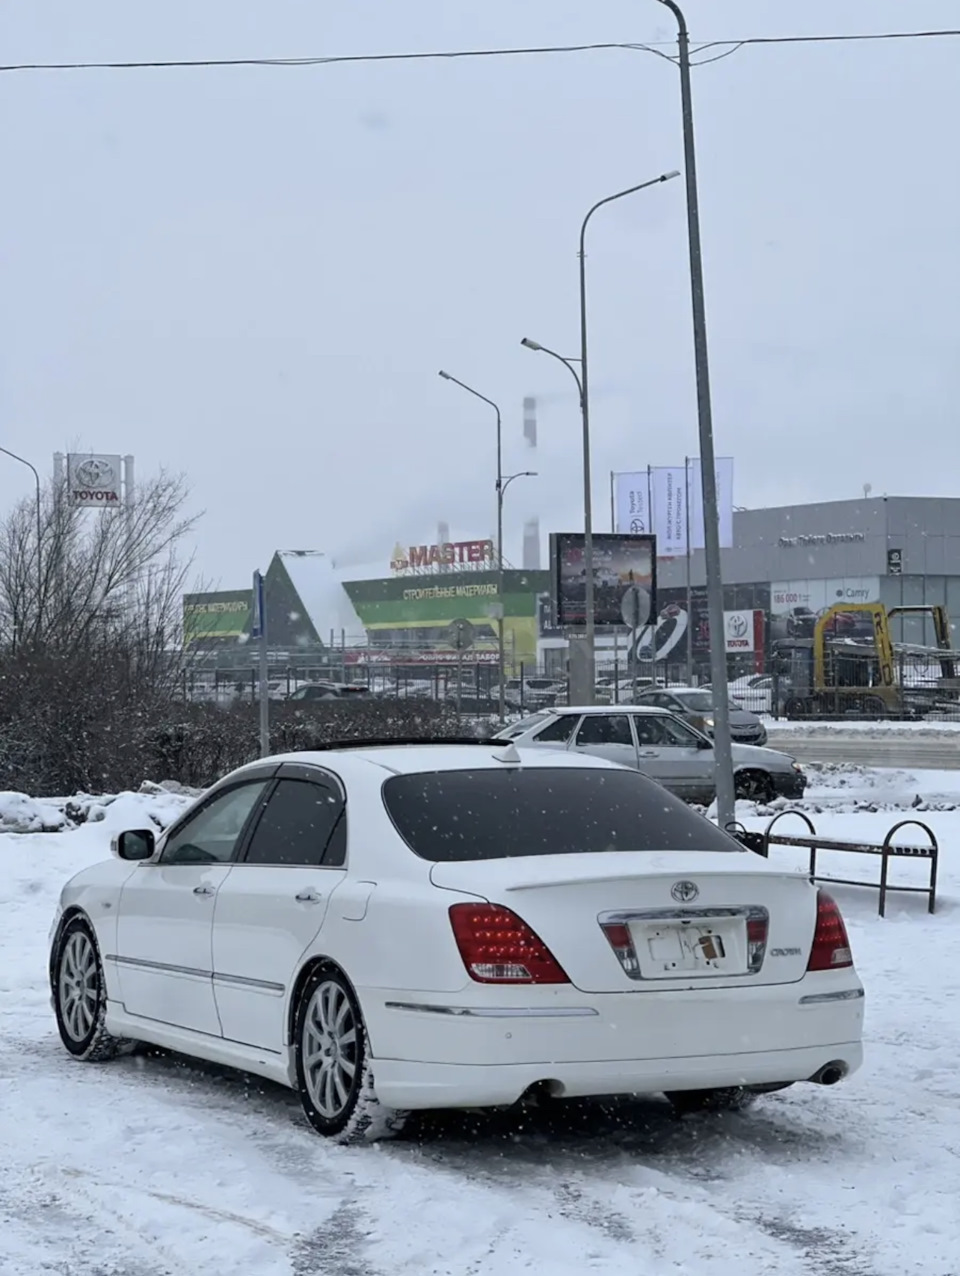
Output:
0 28 957 74
0 43 650 73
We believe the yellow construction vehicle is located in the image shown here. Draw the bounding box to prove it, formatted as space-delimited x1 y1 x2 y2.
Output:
771 602 960 719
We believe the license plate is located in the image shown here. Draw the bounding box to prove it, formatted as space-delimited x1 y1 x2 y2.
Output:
632 918 747 979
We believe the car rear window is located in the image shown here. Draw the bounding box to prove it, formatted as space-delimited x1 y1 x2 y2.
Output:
381 767 737 862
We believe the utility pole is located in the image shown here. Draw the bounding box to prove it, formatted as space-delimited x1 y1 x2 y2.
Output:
657 0 737 828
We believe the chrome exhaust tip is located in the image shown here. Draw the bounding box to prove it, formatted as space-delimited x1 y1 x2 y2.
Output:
810 1061 847 1086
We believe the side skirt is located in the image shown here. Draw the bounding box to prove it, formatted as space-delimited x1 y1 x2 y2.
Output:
104 1001 296 1090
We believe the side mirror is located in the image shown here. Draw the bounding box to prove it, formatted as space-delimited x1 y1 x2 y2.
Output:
112 829 156 862
697 738 713 750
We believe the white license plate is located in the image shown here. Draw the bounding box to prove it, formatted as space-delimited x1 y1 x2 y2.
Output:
631 918 747 979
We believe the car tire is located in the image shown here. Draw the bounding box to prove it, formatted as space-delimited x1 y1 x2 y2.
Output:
665 1087 758 1116
861 695 887 719
53 917 126 1062
293 965 408 1144
734 770 776 804
783 696 807 721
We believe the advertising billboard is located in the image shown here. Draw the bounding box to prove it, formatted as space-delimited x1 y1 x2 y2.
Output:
550 533 656 630
612 459 734 551
182 590 252 646
769 577 880 641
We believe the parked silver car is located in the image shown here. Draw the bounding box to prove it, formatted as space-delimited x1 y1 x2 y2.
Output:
634 686 768 746
495 706 804 805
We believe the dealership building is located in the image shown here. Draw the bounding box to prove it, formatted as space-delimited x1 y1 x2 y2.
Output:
183 496 960 676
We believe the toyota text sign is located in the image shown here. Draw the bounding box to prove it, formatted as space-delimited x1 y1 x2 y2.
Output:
67 454 123 508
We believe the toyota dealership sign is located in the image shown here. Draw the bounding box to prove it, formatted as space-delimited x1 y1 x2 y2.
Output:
724 609 764 653
66 454 124 508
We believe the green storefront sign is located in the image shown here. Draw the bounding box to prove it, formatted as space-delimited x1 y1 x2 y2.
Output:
183 590 252 645
343 569 549 662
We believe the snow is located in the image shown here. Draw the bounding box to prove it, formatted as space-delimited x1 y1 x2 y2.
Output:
764 716 960 734
277 550 365 641
3 777 960 1273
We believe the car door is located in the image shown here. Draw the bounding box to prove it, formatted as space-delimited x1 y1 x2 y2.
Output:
211 764 348 1052
571 713 640 769
114 776 274 1035
633 713 715 801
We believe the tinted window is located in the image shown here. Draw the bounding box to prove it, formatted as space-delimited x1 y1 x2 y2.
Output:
576 714 633 746
672 691 714 713
382 768 736 862
635 715 704 747
243 779 345 867
162 781 270 865
533 715 578 743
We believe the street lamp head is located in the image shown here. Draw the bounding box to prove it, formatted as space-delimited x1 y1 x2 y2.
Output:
523 471 538 478
437 369 452 380
520 338 542 352
662 169 682 182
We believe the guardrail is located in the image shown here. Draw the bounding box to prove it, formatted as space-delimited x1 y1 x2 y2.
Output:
728 810 939 918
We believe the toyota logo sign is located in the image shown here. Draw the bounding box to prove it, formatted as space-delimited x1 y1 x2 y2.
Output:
670 880 699 903
727 612 749 640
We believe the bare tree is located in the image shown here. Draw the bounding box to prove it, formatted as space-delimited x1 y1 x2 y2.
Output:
0 472 202 793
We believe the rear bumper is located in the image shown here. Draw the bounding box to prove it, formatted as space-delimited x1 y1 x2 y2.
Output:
372 1042 863 1110
361 977 864 1111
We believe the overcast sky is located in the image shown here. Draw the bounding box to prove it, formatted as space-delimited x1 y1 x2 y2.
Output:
2 1 958 586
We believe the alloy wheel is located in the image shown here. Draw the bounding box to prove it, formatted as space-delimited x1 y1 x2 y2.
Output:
301 979 360 1120
58 929 100 1043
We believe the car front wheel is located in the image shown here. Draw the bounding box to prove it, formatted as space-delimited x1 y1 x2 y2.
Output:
293 966 407 1143
734 770 776 803
53 917 124 1062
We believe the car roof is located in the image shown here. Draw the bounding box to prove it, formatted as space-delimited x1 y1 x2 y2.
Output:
248 743 625 779
548 705 669 716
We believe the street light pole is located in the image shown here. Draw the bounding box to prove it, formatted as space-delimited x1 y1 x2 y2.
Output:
578 171 680 704
438 371 507 722
655 0 736 829
0 447 43 626
522 172 678 706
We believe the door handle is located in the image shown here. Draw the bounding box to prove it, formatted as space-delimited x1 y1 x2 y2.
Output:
193 884 215 896
638 750 659 757
295 888 321 903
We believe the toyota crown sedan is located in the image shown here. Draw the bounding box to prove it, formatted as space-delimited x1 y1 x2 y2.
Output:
496 706 805 805
49 742 860 1143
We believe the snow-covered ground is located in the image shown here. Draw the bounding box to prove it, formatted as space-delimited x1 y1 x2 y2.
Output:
764 717 960 734
2 773 959 1275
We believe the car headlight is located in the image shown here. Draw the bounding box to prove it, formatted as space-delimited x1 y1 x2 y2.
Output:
703 717 715 729
792 761 803 772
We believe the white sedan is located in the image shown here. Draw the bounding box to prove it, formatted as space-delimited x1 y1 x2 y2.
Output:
49 743 864 1142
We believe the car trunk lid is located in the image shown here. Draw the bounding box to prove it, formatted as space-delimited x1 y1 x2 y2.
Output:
430 851 819 992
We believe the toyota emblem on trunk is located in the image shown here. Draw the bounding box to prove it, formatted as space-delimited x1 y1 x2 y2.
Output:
671 880 699 903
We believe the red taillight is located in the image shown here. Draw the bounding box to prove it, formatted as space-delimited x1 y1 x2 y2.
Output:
807 891 853 971
600 922 640 976
449 904 569 984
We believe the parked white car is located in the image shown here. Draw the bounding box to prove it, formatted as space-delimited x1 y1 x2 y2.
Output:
49 744 860 1142
491 677 566 709
729 674 776 715
497 706 805 804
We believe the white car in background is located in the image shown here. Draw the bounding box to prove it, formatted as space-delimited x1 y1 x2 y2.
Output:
49 743 860 1142
491 677 566 709
729 675 776 715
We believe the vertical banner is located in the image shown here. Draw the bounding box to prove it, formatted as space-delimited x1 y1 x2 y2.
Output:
613 471 651 535
688 456 734 550
650 466 688 556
